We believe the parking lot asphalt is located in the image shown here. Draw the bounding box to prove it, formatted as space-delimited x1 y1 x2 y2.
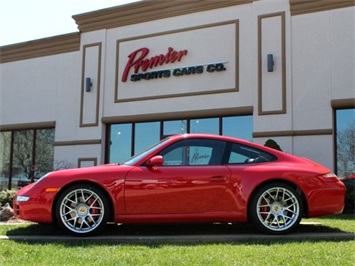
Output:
1 232 354 244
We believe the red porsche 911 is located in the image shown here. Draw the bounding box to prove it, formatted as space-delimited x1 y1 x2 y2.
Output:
14 134 345 236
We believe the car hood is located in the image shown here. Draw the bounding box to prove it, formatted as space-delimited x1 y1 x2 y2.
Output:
33 164 134 188
48 163 130 176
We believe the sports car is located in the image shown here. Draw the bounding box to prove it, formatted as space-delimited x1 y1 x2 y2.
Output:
14 134 345 236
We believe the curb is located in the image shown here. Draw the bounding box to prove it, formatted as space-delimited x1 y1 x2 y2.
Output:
1 232 354 244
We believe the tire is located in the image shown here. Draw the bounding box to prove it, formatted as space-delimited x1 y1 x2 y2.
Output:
249 182 303 235
55 183 110 236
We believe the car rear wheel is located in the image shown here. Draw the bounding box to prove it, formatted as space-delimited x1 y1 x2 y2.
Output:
55 184 110 236
249 182 302 234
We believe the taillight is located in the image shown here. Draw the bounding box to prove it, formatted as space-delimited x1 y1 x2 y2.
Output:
318 173 339 182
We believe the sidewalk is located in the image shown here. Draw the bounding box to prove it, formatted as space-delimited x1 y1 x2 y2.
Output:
1 220 354 244
1 232 354 244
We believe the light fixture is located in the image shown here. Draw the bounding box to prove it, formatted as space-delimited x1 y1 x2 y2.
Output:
85 77 92 92
267 54 274 72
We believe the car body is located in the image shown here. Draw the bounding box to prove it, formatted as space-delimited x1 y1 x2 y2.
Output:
14 134 345 236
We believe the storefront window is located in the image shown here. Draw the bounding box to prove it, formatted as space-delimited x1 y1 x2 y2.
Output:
134 122 160 154
0 132 11 191
190 118 219 134
163 120 187 137
222 116 253 141
12 130 34 188
110 124 132 164
335 108 355 179
107 115 253 164
34 129 55 178
0 128 54 190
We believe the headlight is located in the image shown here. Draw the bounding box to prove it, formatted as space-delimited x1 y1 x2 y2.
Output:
16 196 30 202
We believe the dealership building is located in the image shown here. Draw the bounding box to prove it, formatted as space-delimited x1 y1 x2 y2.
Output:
0 0 354 190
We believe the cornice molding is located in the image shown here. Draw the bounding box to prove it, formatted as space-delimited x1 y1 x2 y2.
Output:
331 98 355 109
0 121 56 131
1 1 354 63
102 106 253 124
72 0 254 33
290 0 355 16
54 139 101 147
0 33 80 63
253 129 333 138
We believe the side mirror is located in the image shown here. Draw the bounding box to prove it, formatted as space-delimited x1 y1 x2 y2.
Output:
146 155 164 167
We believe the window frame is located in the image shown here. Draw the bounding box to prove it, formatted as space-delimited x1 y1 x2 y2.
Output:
334 107 355 178
158 138 227 166
0 127 55 190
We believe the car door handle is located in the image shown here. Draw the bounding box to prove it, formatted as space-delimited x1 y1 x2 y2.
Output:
210 176 227 182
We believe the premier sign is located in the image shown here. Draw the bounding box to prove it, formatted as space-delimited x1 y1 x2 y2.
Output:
122 47 227 82
115 21 237 101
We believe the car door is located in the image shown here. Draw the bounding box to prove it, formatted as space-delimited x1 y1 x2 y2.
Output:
125 139 231 214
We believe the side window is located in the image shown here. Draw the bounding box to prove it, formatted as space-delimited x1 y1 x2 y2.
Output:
160 139 226 166
189 146 213 165
162 146 186 166
228 143 277 164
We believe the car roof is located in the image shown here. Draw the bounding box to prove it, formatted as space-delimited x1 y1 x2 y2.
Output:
167 133 290 158
168 133 259 146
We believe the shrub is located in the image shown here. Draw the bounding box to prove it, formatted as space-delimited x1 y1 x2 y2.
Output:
264 139 282 151
0 190 16 208
342 178 355 213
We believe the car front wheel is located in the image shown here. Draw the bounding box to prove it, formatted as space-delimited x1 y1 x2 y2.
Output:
55 184 110 236
249 182 303 234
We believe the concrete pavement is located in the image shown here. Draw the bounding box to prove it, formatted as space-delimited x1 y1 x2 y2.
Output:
1 232 354 244
1 221 354 243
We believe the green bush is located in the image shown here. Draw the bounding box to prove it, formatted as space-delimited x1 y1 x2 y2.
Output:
264 139 282 151
342 180 355 213
0 190 16 208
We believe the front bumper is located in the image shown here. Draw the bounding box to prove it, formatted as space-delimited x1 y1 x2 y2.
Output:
13 184 56 223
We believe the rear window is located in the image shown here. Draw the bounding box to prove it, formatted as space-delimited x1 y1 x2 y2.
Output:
227 143 277 164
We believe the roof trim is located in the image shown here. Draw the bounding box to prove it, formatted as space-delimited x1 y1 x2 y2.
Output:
102 106 253 124
331 98 355 109
0 33 80 63
0 121 56 131
290 0 355 16
1 0 354 63
72 0 254 33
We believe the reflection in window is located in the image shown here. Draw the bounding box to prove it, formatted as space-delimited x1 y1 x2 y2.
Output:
0 132 11 191
163 120 187 137
12 130 34 186
223 116 253 141
135 122 160 154
110 124 132 164
0 128 54 190
190 118 219 134
107 115 253 164
160 139 226 166
336 109 355 179
228 143 277 164
35 129 55 178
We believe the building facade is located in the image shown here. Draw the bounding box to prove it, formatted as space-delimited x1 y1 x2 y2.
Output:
0 0 354 190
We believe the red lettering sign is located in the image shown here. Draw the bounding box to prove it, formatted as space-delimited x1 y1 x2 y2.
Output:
121 47 188 82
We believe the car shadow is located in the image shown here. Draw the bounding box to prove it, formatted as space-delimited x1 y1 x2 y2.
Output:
4 219 354 245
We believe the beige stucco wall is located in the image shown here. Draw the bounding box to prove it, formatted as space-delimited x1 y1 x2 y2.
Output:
0 2 354 171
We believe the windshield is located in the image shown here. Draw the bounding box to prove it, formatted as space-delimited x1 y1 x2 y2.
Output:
122 137 170 166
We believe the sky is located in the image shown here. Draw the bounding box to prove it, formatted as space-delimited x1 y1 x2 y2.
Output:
0 0 141 46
